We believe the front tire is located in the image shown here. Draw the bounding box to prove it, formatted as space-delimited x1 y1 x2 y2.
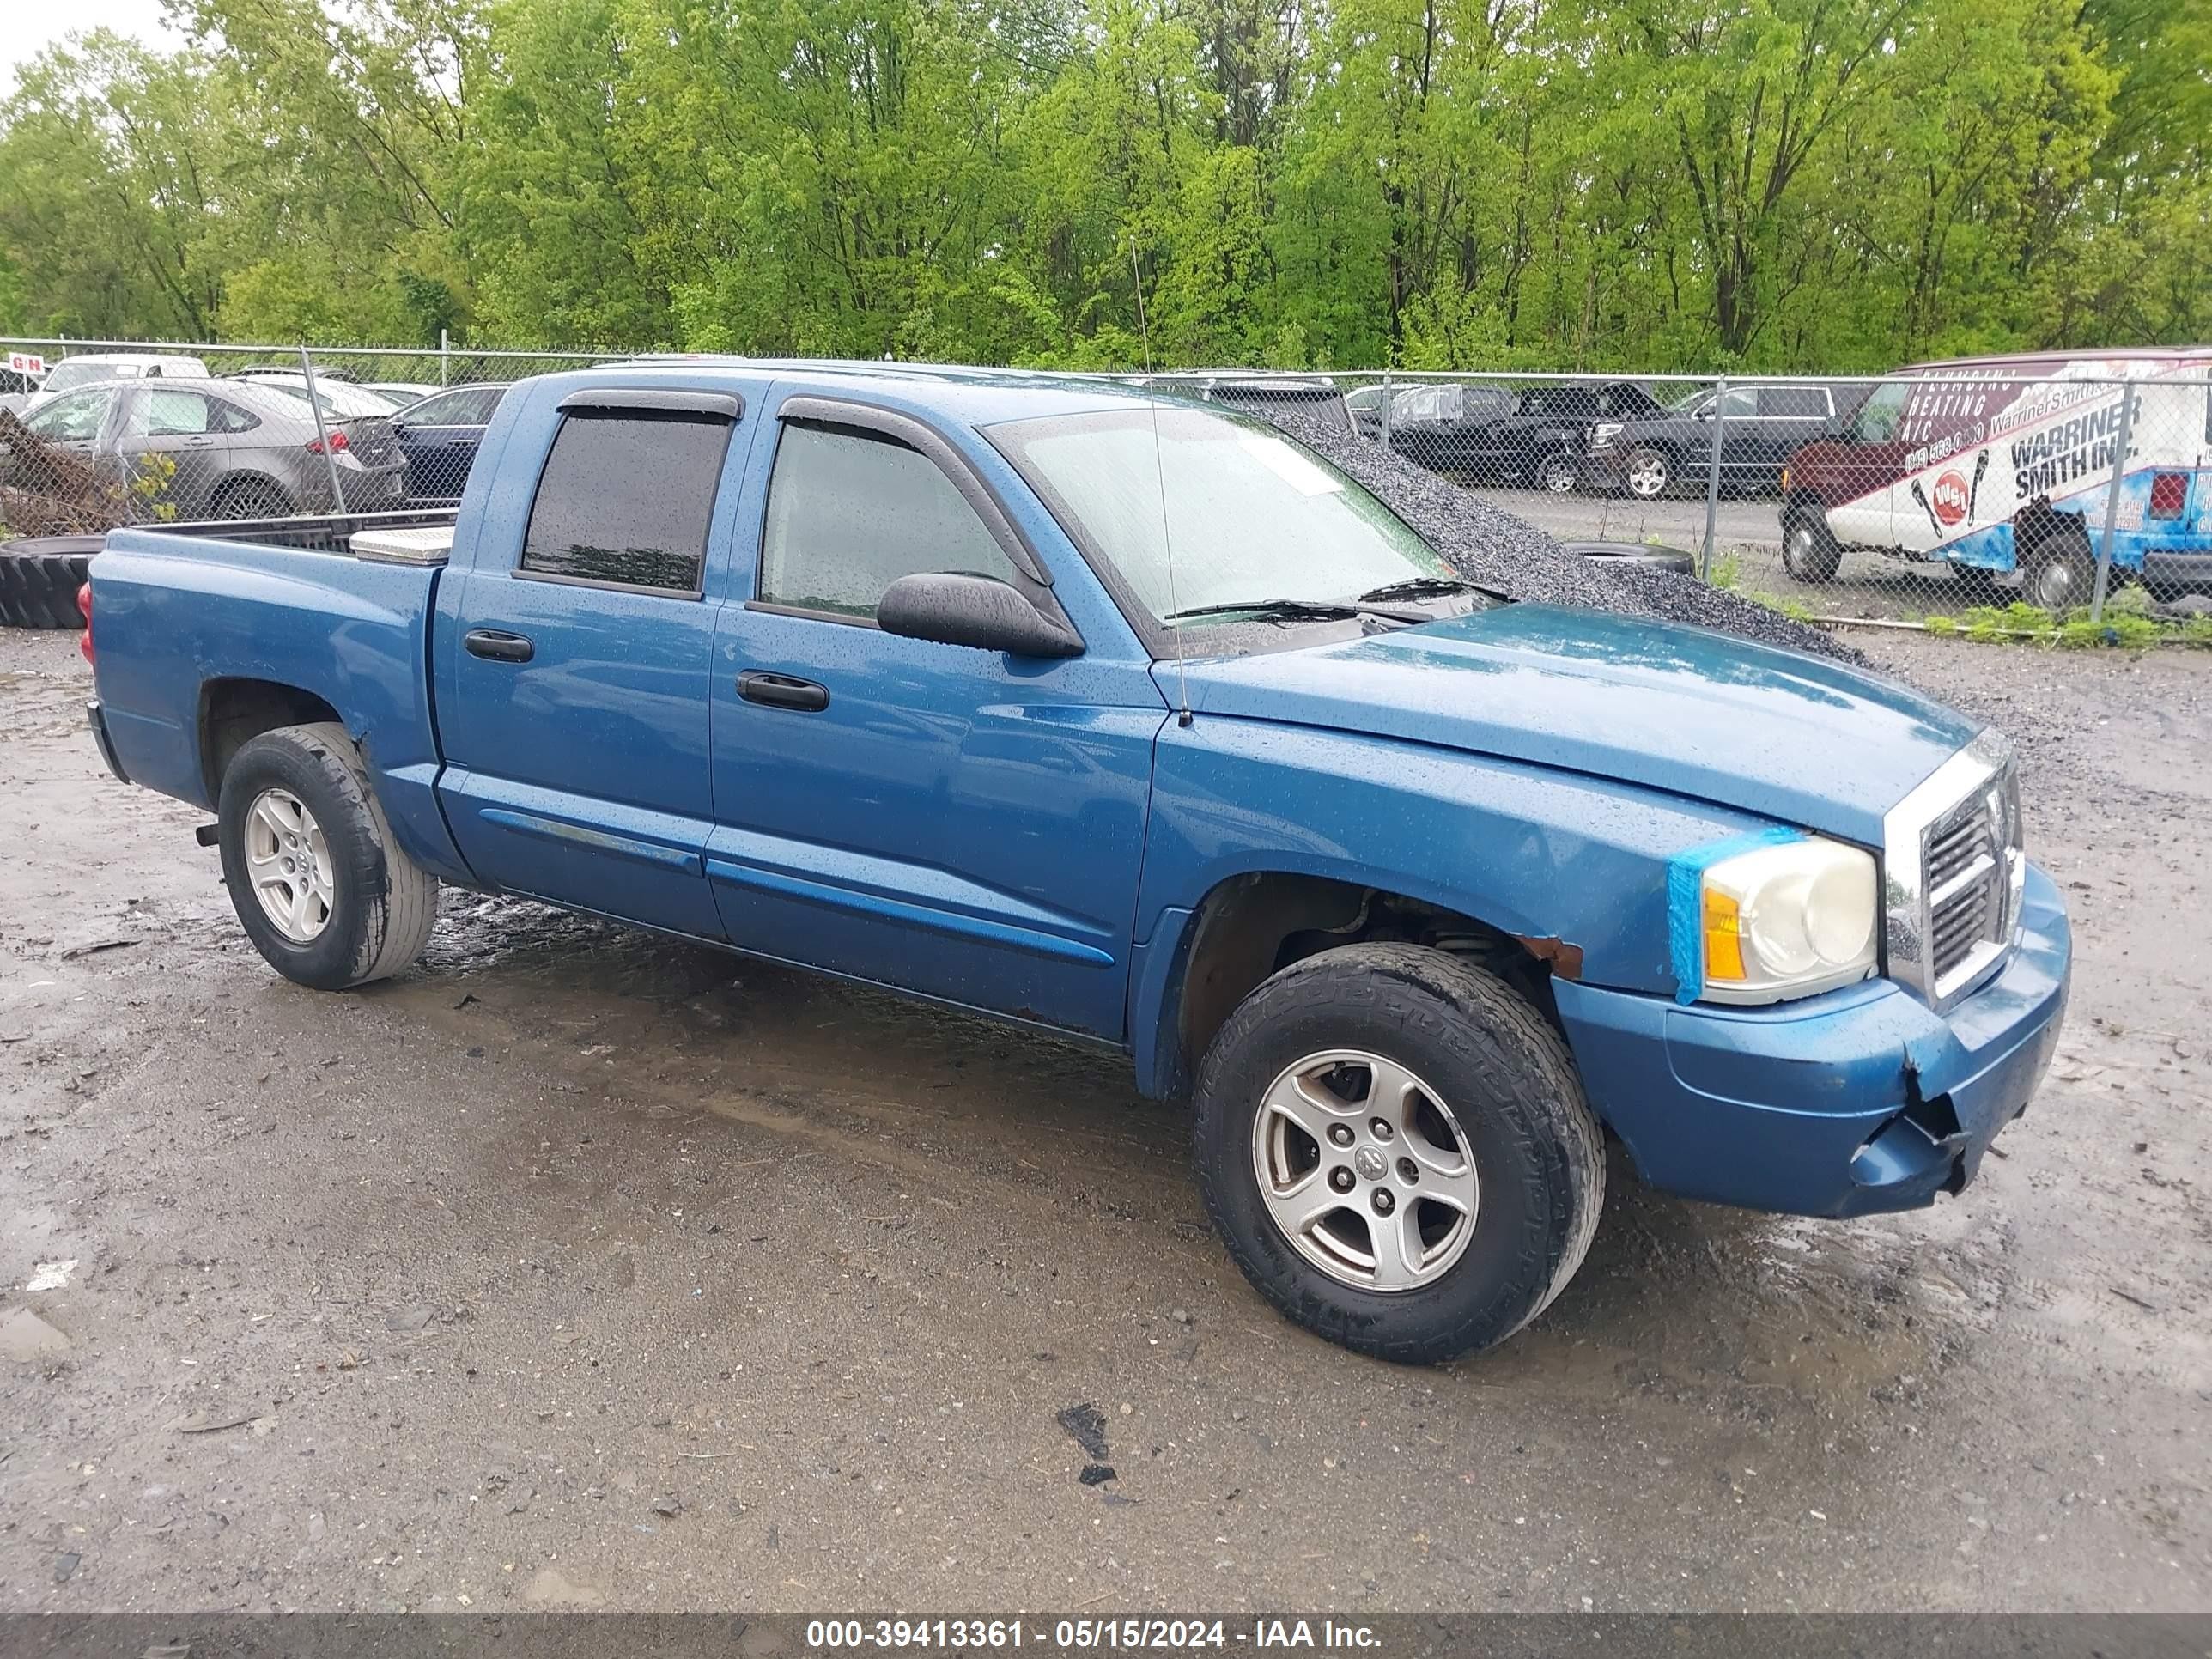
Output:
216 721 439 990
1780 507 1842 584
1193 944 1604 1364
1534 451 1580 494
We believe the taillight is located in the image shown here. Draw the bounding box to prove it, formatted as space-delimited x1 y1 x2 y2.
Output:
306 428 349 454
78 581 93 665
2148 471 2187 520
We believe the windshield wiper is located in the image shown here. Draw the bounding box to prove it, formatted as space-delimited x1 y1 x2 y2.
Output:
1163 599 1364 625
1355 575 1480 604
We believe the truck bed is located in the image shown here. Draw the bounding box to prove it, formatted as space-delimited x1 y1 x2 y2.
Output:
123 507 460 559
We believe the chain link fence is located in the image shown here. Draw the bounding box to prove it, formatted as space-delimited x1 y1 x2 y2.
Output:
3 341 2207 633
0 339 618 538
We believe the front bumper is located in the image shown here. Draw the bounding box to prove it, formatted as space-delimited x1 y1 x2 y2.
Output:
1553 861 2069 1218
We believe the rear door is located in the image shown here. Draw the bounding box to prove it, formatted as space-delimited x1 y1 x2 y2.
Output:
1744 385 1831 488
437 384 762 939
118 386 228 515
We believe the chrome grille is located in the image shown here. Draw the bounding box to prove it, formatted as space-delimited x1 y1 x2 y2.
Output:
1881 732 2024 1009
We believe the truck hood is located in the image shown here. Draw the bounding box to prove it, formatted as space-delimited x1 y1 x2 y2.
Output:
1173 605 1980 847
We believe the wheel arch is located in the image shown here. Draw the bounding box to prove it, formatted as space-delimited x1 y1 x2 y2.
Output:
198 678 348 805
1139 869 1570 1100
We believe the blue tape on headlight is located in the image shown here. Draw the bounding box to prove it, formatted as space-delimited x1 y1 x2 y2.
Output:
1667 825 1805 1005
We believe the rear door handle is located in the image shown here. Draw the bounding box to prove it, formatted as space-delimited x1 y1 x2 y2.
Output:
464 629 534 663
737 671 830 713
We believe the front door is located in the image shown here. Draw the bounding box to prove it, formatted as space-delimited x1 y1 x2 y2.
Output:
706 394 1164 1041
438 386 756 939
1824 380 1908 549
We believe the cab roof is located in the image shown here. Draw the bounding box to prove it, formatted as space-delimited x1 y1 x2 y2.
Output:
568 356 1167 426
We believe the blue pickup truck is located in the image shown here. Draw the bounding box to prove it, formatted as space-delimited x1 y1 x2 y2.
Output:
79 361 2070 1363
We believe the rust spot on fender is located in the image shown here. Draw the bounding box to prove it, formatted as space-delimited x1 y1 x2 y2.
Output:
1510 933 1584 980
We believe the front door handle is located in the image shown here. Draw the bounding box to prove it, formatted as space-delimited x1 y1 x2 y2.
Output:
465 628 535 663
738 671 830 713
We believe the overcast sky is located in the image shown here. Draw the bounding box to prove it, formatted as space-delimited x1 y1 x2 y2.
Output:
0 1 177 97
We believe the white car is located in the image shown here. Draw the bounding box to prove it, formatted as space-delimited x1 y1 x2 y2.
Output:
24 352 210 413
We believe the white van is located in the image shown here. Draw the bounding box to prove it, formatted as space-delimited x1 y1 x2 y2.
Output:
1779 348 2212 606
24 352 211 414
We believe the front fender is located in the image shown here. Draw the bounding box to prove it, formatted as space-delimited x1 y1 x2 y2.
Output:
1130 718 1778 1094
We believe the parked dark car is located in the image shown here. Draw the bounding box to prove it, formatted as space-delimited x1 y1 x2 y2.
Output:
392 381 509 501
0 378 405 518
1583 382 1875 501
1388 380 1665 491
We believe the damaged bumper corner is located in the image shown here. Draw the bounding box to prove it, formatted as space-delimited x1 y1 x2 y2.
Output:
1551 861 2070 1219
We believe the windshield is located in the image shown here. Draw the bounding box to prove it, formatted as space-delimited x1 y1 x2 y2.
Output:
41 361 120 395
992 405 1456 628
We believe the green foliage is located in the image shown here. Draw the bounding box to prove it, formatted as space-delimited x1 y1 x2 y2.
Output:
1919 593 2205 648
0 0 2204 361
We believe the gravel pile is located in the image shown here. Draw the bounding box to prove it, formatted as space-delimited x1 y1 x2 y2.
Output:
1267 408 1869 666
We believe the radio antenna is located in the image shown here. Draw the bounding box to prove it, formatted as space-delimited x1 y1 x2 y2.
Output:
1130 234 1191 728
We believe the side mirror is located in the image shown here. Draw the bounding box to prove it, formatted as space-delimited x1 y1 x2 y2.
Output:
877 572 1083 659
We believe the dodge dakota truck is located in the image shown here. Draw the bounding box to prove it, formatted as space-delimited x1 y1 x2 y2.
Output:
80 361 2070 1364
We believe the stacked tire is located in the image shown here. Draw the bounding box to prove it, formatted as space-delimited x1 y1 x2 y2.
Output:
0 536 100 630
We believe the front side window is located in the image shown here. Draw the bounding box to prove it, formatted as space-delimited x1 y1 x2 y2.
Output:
992 405 1455 629
520 410 732 592
1852 380 1911 441
757 422 1018 620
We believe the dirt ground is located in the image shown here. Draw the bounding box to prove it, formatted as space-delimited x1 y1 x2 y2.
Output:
0 625 2206 1616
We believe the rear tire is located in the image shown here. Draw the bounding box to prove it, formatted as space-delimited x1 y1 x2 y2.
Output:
1193 943 1604 1364
1780 507 1842 584
2021 528 2095 612
1623 444 1674 501
216 721 439 990
213 476 295 521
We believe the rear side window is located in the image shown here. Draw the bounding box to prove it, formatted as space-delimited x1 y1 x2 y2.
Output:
1758 386 1828 417
520 410 733 593
757 422 1018 620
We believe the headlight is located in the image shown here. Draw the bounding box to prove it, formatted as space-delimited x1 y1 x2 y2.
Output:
1699 836 1877 1004
1589 422 1624 450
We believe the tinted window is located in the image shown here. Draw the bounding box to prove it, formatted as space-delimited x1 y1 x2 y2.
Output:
24 389 110 441
1758 386 1828 417
1526 386 1599 417
758 422 1018 620
520 411 732 592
